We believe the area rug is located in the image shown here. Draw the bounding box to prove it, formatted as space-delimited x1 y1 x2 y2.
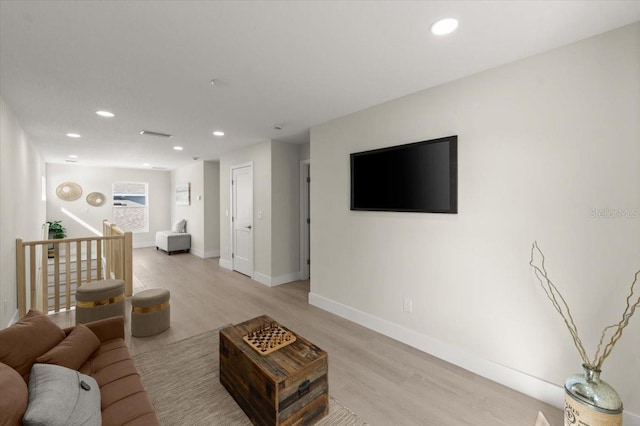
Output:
132 329 368 425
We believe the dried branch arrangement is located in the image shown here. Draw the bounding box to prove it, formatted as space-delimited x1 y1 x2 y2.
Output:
529 241 640 370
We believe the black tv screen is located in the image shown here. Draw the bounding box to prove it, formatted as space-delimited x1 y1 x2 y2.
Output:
350 135 457 213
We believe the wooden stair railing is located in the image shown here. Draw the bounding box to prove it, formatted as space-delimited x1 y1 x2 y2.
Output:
102 220 133 297
16 220 132 317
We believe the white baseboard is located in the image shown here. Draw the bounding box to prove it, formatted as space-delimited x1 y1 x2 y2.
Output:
190 248 204 258
253 272 270 286
5 308 19 327
308 292 639 425
133 241 155 249
254 271 302 287
203 250 220 259
219 258 232 270
217 262 300 288
191 249 219 259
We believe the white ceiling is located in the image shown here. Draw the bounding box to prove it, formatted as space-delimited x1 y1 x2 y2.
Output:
1 1 639 170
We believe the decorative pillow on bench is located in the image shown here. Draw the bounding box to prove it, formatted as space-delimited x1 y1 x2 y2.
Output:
172 218 187 233
23 363 101 426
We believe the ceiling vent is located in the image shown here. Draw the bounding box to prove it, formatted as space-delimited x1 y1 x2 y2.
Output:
152 166 168 170
140 130 172 138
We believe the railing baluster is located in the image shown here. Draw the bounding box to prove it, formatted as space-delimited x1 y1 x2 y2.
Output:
96 238 103 280
29 245 36 313
116 238 123 280
40 247 48 313
124 232 133 297
65 241 71 310
105 236 112 279
16 239 26 317
53 244 60 312
87 239 93 283
76 241 82 290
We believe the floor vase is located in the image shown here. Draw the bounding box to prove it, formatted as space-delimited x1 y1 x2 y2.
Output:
564 365 623 426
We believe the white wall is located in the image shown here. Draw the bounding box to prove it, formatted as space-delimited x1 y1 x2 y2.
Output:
299 142 310 162
271 141 301 280
171 160 220 258
310 23 640 421
0 97 47 327
219 141 303 285
219 141 272 277
203 161 221 258
46 164 171 247
172 162 204 255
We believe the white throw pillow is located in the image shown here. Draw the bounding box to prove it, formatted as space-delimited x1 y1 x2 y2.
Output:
172 219 186 233
23 363 101 426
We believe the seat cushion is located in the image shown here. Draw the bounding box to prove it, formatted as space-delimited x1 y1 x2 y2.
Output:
131 288 170 308
76 279 125 302
80 338 158 426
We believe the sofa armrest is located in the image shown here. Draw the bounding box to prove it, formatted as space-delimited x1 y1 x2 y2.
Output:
83 316 125 342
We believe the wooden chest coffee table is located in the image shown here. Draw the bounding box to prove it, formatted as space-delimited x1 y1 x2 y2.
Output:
219 315 328 426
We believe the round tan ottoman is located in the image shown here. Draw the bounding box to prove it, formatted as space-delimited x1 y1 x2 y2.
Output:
131 288 170 337
75 279 126 324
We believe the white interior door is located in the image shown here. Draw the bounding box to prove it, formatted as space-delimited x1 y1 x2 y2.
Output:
232 165 253 277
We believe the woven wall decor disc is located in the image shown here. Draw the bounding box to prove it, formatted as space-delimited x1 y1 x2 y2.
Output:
86 192 106 207
56 182 82 201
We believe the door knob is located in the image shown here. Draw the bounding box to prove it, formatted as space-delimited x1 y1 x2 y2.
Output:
246 225 252 229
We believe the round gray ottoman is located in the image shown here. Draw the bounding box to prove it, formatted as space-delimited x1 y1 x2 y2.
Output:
75 279 126 324
131 288 170 337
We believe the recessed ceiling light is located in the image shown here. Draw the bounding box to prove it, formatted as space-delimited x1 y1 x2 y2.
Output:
68 154 78 159
173 146 183 151
143 163 150 167
66 133 81 138
210 78 229 87
96 110 115 118
430 18 459 35
213 131 224 137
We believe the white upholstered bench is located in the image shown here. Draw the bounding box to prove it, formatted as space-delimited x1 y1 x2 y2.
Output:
155 218 190 255
155 231 191 255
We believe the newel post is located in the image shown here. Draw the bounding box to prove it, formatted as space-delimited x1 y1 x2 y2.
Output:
16 238 26 317
124 231 133 297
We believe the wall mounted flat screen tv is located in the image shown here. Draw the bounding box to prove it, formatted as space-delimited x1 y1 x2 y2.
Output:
350 135 457 213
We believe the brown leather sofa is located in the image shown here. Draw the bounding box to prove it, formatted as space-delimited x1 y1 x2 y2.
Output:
0 310 159 425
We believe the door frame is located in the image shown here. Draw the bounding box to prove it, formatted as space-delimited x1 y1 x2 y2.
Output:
299 160 310 280
230 162 254 278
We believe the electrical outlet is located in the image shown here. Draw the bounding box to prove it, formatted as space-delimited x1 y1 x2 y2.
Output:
403 298 413 313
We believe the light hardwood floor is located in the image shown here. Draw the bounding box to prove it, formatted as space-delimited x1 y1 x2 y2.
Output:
49 248 563 426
